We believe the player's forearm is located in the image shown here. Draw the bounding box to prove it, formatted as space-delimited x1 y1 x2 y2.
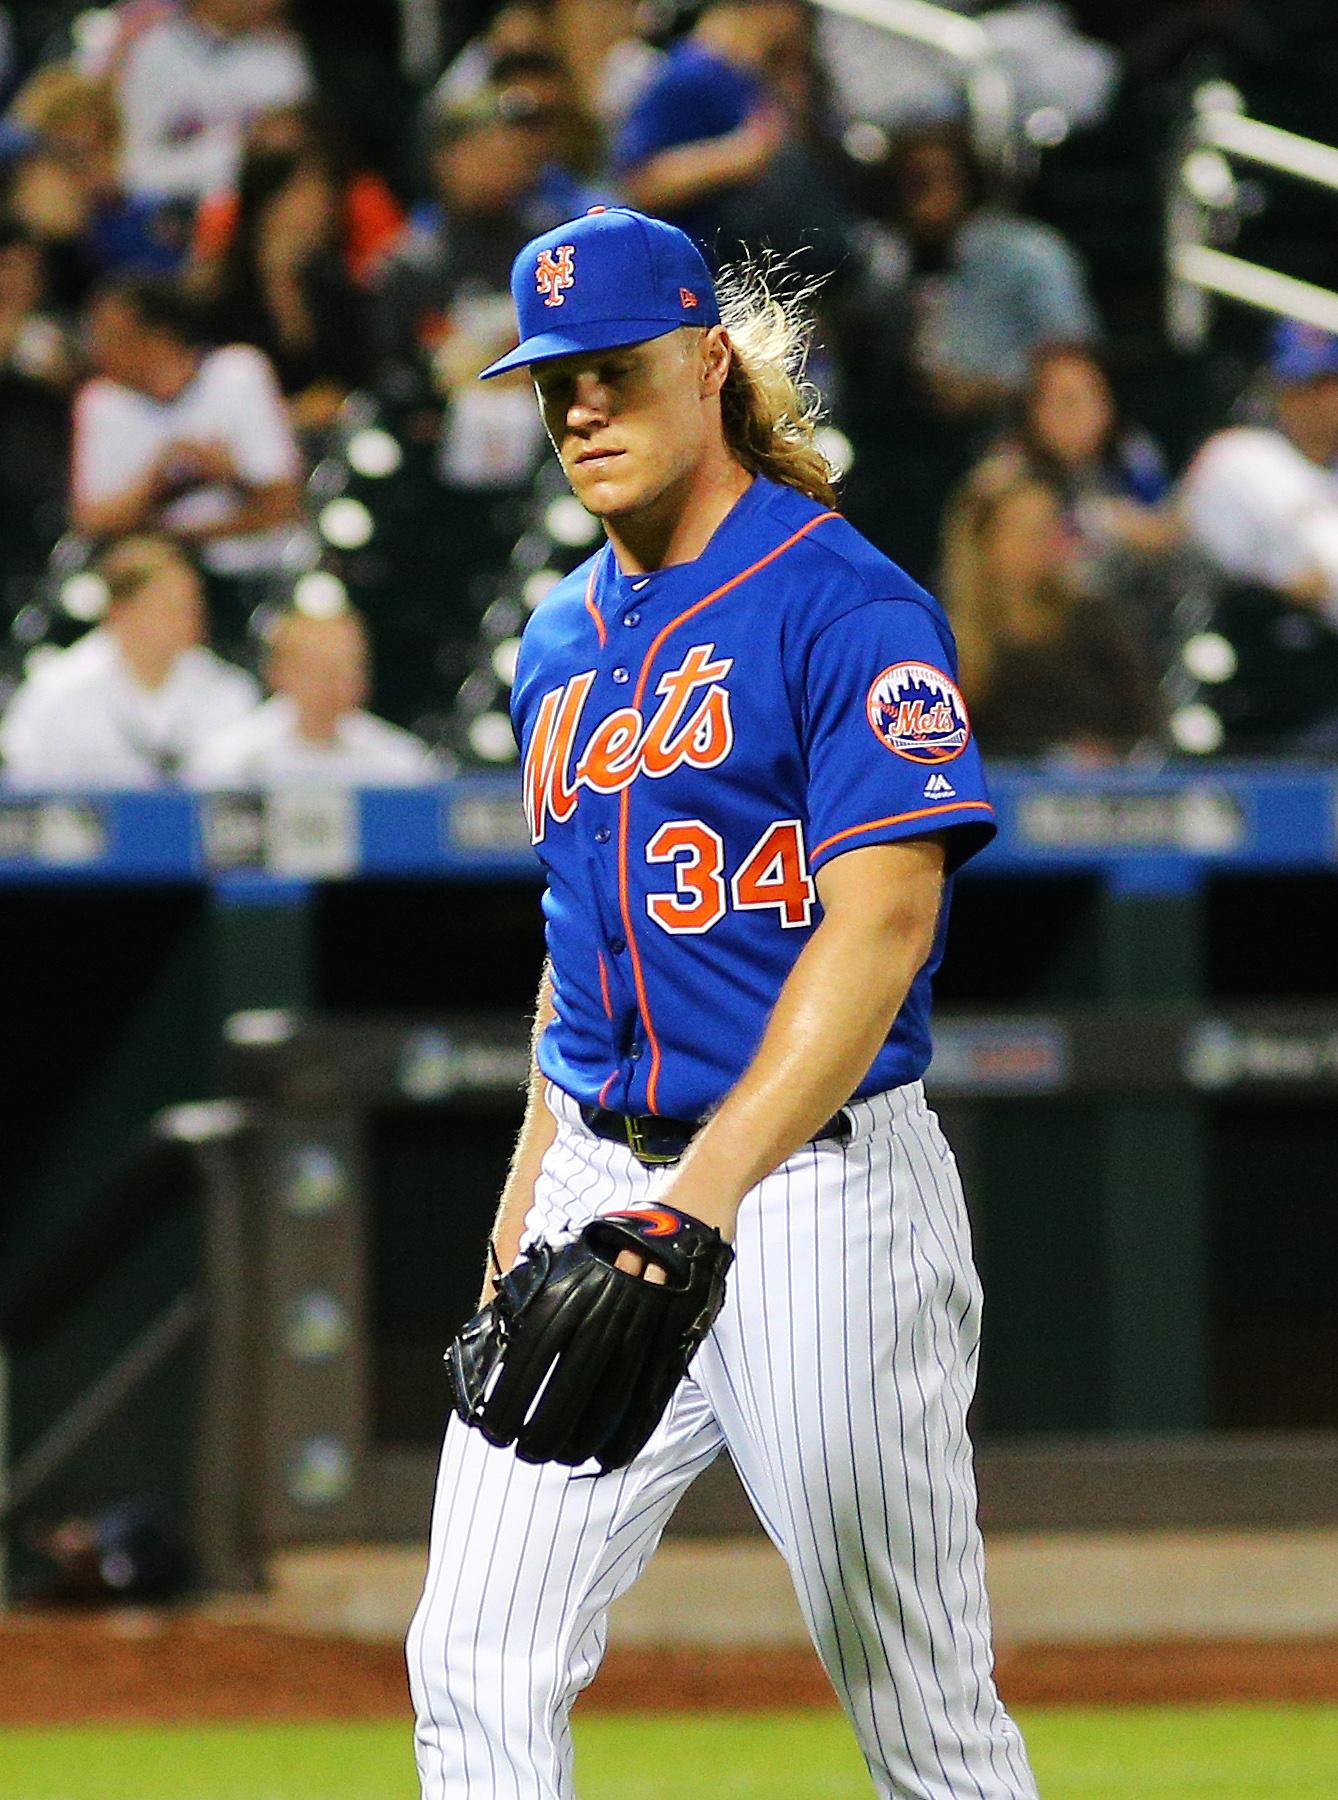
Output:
660 846 944 1235
178 480 304 543
71 465 168 537
482 965 559 1298
622 133 759 214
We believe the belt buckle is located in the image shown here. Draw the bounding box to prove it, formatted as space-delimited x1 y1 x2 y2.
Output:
624 1115 679 1166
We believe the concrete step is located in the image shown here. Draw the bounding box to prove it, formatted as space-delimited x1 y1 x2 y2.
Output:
206 1528 1338 1648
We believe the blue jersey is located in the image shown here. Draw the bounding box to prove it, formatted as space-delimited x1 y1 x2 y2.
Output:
511 476 995 1120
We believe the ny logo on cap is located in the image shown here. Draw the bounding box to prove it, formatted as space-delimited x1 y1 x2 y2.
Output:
536 244 576 308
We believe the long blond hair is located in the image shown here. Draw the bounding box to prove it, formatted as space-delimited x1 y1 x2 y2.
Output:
715 258 838 508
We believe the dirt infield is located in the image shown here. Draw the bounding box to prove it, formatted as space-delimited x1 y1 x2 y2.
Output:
1 1613 1337 1725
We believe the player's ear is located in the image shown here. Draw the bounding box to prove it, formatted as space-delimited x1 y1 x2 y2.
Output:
698 325 733 399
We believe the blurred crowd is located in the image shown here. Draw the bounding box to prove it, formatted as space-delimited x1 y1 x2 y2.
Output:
1 0 1337 788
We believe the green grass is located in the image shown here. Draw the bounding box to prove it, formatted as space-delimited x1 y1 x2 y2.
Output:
0 1707 1333 1798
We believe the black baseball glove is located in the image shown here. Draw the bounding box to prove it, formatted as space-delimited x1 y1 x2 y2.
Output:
445 1205 734 1473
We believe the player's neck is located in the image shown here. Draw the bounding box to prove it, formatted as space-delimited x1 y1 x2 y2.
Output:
604 454 754 576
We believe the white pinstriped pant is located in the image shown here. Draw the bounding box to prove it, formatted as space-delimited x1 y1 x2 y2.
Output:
407 1081 1039 1799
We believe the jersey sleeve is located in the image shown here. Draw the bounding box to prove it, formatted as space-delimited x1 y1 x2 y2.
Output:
221 348 302 486
70 381 135 505
802 597 995 875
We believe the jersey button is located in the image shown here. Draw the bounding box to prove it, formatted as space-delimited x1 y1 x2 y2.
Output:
609 935 626 955
594 826 611 845
611 666 630 684
622 611 640 628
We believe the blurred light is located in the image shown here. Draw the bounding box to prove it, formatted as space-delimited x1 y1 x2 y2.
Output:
287 1437 353 1508
285 1293 349 1362
61 572 110 622
491 636 522 685
50 533 91 575
545 495 599 546
345 427 403 479
1194 81 1244 117
292 570 350 619
280 529 321 571
225 1009 295 1047
1181 630 1237 683
158 1100 248 1144
99 1552 137 1591
1025 107 1069 149
11 604 49 646
71 9 117 63
280 1145 349 1218
843 121 889 165
308 457 349 500
468 711 518 762
336 390 378 434
456 669 498 715
400 1029 457 1101
815 425 855 478
318 497 375 549
23 647 61 680
481 597 524 639
1182 149 1237 209
523 568 563 609
1169 702 1225 755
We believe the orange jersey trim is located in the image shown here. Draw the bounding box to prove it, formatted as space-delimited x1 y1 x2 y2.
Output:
617 509 841 1112
596 949 613 1019
584 565 607 647
810 800 994 863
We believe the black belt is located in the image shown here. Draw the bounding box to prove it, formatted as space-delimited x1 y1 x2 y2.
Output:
578 1104 853 1166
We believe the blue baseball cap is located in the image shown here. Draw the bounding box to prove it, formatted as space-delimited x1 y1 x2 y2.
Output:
478 206 721 381
1269 317 1338 384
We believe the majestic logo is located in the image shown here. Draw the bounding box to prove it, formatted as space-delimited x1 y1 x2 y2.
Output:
866 661 970 765
923 772 957 798
523 643 735 843
536 243 576 307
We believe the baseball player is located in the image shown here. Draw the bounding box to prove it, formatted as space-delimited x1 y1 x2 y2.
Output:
408 206 1039 1800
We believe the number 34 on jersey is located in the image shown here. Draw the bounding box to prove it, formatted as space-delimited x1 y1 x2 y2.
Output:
521 642 815 937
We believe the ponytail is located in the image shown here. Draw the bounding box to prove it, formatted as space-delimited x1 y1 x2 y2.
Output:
715 258 838 509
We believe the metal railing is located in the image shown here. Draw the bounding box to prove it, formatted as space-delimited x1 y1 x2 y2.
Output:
811 0 1018 174
1167 82 1338 348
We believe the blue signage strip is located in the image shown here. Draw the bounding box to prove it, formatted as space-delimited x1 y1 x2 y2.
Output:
0 765 1333 886
980 764 1337 889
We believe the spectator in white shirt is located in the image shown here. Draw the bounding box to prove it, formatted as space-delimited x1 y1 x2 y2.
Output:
1180 319 1338 626
0 535 258 788
107 0 313 206
72 274 308 577
187 604 436 787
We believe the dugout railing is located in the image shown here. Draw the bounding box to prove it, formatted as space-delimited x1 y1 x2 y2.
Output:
810 0 1018 174
1167 81 1338 346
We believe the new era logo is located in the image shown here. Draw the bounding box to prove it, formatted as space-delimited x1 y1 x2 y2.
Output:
923 773 957 799
679 287 699 308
